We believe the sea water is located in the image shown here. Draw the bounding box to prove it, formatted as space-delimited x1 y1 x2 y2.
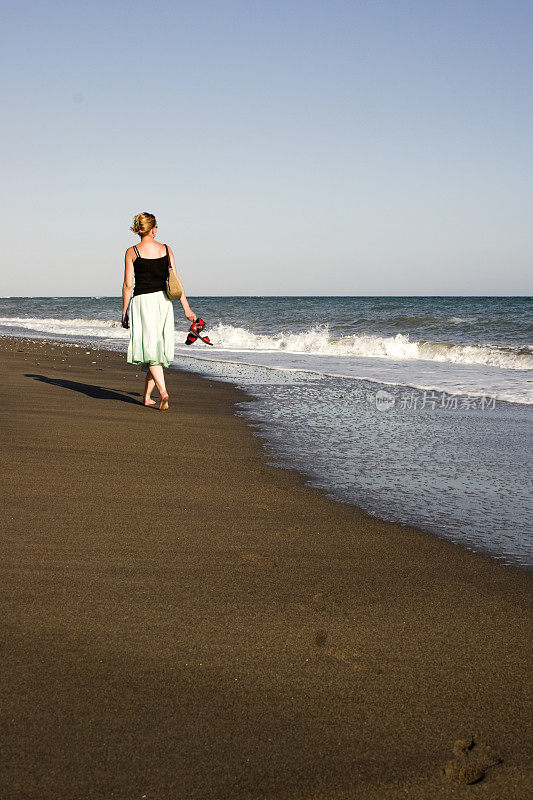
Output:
1 296 531 568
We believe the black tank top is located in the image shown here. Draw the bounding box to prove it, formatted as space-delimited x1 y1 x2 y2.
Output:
132 244 170 296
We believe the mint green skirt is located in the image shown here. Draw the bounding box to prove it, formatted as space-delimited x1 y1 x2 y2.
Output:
127 291 175 372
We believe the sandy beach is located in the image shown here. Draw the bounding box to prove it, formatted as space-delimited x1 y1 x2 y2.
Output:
1 335 531 799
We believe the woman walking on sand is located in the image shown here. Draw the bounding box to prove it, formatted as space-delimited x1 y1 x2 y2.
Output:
122 212 196 411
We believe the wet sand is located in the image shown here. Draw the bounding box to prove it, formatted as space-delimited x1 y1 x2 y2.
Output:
0 336 531 799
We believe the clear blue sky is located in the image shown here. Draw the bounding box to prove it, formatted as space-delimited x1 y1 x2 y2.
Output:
2 0 531 296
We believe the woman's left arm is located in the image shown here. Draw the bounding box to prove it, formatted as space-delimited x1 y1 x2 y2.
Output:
168 246 196 322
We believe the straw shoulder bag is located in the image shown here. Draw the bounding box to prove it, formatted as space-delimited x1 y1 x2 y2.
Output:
165 244 182 301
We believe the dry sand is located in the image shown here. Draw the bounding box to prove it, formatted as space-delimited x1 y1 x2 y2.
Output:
0 336 531 800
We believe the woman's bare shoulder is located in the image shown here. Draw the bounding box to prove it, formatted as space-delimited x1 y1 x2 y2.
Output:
149 239 171 256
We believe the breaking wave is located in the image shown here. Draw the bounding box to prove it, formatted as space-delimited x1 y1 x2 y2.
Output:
209 323 533 371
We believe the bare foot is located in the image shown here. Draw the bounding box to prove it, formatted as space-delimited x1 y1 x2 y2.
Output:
143 397 156 406
159 394 169 412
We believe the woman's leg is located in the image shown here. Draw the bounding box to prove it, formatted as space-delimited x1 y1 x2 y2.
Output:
143 372 156 406
148 364 168 399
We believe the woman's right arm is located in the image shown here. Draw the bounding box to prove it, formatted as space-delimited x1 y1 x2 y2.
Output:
122 248 134 323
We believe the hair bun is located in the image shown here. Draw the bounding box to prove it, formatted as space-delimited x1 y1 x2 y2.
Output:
130 212 156 236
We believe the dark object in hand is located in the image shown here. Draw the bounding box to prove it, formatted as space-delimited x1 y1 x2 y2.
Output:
185 316 213 346
122 312 129 329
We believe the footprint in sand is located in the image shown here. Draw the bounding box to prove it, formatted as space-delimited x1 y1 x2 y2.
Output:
240 551 279 569
314 629 328 647
273 528 296 539
311 632 382 675
324 645 383 675
296 591 352 619
443 737 502 784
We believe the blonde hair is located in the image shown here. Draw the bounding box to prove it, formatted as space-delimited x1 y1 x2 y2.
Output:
130 212 156 236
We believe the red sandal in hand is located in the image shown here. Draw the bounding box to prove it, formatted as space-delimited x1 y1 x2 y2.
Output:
185 317 213 346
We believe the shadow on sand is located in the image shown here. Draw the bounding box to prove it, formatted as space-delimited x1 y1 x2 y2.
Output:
24 374 141 405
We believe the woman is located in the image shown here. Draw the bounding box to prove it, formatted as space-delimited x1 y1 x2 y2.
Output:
122 212 196 411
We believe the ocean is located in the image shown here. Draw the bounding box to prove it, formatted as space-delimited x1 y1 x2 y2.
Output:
1 295 531 568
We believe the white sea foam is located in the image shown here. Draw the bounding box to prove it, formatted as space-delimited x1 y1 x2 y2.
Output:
207 322 533 371
174 348 533 405
0 316 127 338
